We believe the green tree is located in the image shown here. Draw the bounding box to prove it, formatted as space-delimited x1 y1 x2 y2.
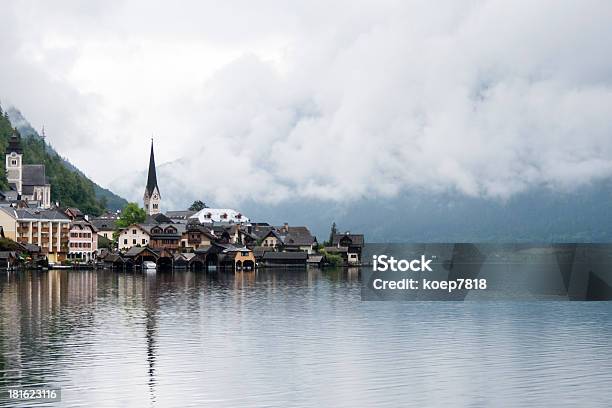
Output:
116 203 146 229
189 200 207 211
113 203 146 242
326 222 337 246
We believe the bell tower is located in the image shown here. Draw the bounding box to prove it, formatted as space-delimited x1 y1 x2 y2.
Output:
143 139 161 215
5 128 23 194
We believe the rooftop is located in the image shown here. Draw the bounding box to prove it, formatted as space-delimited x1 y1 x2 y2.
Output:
1 207 69 221
190 208 249 224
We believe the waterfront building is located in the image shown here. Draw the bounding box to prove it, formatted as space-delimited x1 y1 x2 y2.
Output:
218 246 256 270
260 224 318 254
261 251 308 267
0 207 70 262
5 128 51 208
331 233 364 264
118 223 187 253
143 140 161 216
146 223 186 252
68 220 98 261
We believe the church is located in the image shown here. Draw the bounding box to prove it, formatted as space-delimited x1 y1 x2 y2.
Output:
4 128 51 208
143 140 161 215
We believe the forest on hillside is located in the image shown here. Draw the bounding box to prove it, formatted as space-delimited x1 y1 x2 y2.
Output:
0 105 109 215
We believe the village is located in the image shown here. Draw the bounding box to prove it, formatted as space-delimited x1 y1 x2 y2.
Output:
0 129 364 271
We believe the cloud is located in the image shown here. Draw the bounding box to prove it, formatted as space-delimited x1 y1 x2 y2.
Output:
2 1 612 209
112 0 612 209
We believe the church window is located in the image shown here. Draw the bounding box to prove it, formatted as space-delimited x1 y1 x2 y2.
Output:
153 204 158 209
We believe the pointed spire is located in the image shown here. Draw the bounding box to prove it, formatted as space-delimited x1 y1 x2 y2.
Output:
146 139 159 197
8 127 22 153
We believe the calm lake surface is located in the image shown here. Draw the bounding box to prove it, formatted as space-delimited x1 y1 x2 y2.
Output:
1 268 611 407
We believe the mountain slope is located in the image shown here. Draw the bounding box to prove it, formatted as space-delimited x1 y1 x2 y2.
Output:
0 105 127 214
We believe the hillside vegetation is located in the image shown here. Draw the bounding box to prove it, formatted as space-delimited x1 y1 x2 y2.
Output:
0 105 126 215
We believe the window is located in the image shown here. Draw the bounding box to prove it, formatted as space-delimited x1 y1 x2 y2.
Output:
142 239 146 245
132 229 136 234
132 239 136 245
153 204 158 209
123 239 127 244
11 160 17 166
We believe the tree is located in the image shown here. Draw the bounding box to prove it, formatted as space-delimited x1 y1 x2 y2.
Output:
327 222 337 246
116 203 146 229
189 200 207 211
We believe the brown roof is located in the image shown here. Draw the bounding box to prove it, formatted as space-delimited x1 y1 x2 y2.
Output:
332 233 364 246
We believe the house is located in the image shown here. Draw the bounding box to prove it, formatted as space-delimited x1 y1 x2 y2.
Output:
275 224 317 253
0 207 70 262
68 220 98 261
189 208 249 224
218 246 256 271
261 251 308 267
5 128 51 208
331 233 365 264
261 230 283 249
145 223 186 252
181 223 216 250
260 224 318 254
90 214 119 242
118 224 151 250
223 224 258 246
64 207 84 220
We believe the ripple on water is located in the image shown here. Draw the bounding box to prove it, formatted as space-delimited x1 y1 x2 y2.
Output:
0 270 611 407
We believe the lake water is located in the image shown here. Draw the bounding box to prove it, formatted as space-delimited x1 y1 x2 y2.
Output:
1 268 611 407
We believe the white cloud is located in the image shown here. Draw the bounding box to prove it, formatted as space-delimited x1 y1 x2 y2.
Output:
2 1 612 209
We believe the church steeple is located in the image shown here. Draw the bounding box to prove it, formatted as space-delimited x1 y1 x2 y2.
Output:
143 139 161 215
146 139 159 197
8 127 23 154
6 128 24 194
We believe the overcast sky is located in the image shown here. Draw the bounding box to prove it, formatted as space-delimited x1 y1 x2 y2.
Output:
2 0 612 209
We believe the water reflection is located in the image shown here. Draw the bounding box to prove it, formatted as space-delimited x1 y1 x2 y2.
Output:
0 269 611 407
